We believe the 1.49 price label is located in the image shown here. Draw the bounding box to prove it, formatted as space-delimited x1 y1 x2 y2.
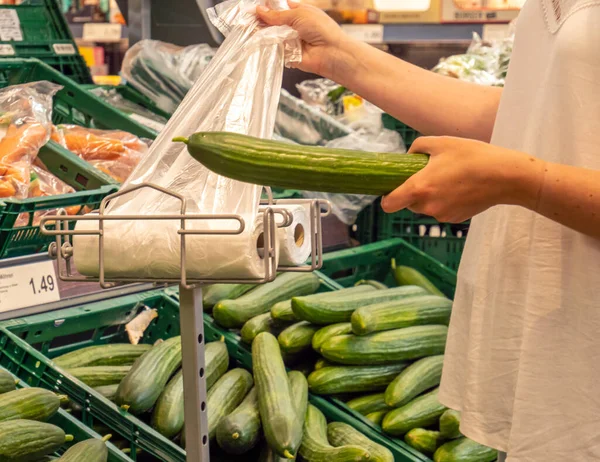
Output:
0 260 60 314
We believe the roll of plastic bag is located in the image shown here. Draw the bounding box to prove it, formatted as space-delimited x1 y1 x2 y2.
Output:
74 0 302 281
274 204 312 266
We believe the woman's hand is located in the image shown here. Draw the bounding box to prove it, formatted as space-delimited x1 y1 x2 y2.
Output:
256 1 354 78
381 136 547 223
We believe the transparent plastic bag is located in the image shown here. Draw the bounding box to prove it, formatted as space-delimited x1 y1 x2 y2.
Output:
0 81 59 199
73 0 302 280
51 125 150 183
121 40 216 114
301 128 405 225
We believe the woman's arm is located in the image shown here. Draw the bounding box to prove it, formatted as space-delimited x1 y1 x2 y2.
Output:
381 136 600 239
258 3 502 142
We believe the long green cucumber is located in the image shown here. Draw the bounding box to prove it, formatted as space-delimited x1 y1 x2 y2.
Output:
439 410 462 439
278 321 319 355
208 368 253 440
213 272 320 328
351 295 452 335
382 388 447 436
327 421 393 462
115 336 182 414
241 312 290 345
405 428 446 456
308 363 408 395
216 387 260 454
385 355 445 407
0 388 62 423
203 283 255 310
433 437 497 462
180 132 429 196
0 368 16 394
321 325 448 365
53 344 152 368
93 384 119 402
151 370 184 438
355 280 388 290
270 300 298 322
392 260 445 297
299 404 370 462
365 410 388 426
346 393 391 415
252 332 302 459
56 435 111 462
288 371 308 422
0 419 73 460
293 286 427 325
67 366 131 387
311 323 352 352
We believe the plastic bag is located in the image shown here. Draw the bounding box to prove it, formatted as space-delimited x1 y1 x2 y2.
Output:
51 125 150 183
0 81 59 199
121 40 216 114
73 0 302 280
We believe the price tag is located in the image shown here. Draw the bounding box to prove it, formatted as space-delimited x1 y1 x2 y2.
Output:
52 43 76 55
340 24 384 44
0 44 14 56
82 23 122 43
0 9 22 41
0 260 60 313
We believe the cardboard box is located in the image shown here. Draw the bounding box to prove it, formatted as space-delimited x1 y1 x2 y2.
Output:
376 0 441 23
441 0 520 22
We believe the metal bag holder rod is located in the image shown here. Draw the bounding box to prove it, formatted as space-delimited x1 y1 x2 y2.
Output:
40 183 329 462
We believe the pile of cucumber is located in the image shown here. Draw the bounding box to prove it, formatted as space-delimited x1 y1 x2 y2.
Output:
0 367 111 461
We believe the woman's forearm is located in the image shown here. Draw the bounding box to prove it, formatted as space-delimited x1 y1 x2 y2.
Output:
327 38 503 142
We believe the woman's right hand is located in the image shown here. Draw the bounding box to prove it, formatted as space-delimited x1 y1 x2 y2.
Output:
257 1 354 79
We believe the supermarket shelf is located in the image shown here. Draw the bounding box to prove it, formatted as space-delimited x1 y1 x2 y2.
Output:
69 23 129 41
338 23 483 43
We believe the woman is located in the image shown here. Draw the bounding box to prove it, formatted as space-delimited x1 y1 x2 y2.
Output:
258 2 600 461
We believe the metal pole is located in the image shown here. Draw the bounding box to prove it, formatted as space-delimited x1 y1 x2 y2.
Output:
179 285 209 462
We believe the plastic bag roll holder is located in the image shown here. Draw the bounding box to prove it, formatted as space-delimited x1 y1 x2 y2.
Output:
40 182 330 462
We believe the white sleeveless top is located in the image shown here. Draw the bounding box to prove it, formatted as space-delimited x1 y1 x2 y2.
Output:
438 1 600 461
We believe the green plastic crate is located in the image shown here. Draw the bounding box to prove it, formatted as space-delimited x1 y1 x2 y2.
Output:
382 113 420 147
0 0 92 84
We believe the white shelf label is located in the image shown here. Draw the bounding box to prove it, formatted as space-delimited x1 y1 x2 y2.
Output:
0 44 15 56
0 9 22 41
53 43 76 55
82 23 122 43
341 24 384 44
0 261 60 314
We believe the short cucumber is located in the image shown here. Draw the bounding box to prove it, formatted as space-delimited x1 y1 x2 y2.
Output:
365 410 388 426
392 260 445 297
433 437 497 462
405 428 446 456
321 325 448 365
382 388 447 436
0 368 16 394
203 283 255 310
0 388 62 423
151 370 184 438
327 421 393 462
351 295 452 335
115 336 182 414
93 384 119 402
385 355 445 407
0 419 72 460
355 280 388 290
241 312 289 345
346 393 391 415
311 323 352 352
278 321 319 355
67 366 131 387
253 332 302 459
270 300 298 322
299 404 370 462
56 435 111 462
207 368 254 440
308 363 408 395
53 344 152 368
216 387 260 454
439 409 462 439
293 286 427 325
214 272 320 328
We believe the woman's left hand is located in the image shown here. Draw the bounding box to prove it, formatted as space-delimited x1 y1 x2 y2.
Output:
381 136 546 222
